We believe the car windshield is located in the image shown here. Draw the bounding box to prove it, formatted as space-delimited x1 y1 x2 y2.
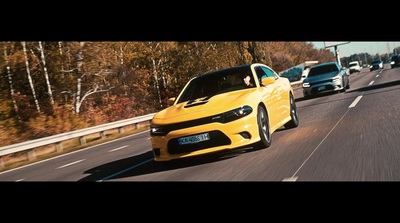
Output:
349 63 358 67
371 60 381 64
307 64 339 77
177 66 255 103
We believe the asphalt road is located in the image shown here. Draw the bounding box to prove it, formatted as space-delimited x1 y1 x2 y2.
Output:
1 64 400 181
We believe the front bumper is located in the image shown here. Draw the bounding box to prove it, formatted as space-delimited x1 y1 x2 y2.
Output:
349 68 360 73
370 65 382 71
303 80 343 96
150 113 259 161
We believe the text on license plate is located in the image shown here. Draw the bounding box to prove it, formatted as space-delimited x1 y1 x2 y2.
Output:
318 86 326 91
178 133 210 145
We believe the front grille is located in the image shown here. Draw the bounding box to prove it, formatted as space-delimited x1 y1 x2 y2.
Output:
311 85 334 94
310 80 332 86
167 130 231 155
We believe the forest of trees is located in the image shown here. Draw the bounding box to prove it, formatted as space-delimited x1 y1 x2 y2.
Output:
0 41 335 146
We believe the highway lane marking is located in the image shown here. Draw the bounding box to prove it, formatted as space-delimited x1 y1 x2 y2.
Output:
286 77 371 180
109 145 129 152
0 130 150 176
286 108 351 180
56 159 86 169
348 96 363 108
15 178 25 182
282 176 298 182
376 74 379 78
368 80 374 86
97 158 154 182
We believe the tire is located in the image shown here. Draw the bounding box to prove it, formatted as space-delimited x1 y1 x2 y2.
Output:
257 105 271 148
341 79 347 92
284 93 299 129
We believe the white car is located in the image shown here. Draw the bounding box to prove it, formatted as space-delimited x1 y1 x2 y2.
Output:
349 61 361 74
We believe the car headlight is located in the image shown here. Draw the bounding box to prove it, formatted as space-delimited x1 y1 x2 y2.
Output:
332 76 342 84
150 125 167 136
391 61 395 64
222 105 253 123
303 82 310 88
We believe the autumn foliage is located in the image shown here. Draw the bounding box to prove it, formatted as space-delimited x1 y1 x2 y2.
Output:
0 41 335 146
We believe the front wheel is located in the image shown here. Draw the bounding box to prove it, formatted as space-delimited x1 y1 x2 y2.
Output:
257 105 271 148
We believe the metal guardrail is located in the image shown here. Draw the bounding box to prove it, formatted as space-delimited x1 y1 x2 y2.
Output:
0 113 156 166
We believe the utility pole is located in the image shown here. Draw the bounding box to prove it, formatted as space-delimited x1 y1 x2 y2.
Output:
324 42 350 67
334 45 341 67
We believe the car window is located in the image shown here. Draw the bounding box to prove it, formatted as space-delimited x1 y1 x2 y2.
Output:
308 64 339 77
261 67 278 80
177 66 255 103
255 66 278 86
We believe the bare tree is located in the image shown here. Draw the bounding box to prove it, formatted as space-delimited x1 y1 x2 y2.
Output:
148 42 163 108
3 43 21 123
21 41 41 113
38 41 55 110
61 42 114 114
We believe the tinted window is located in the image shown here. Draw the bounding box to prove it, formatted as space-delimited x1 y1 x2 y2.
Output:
177 66 255 103
262 67 278 79
255 66 277 86
308 64 339 77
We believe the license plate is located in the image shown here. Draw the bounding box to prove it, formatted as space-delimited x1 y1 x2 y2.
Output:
318 86 326 91
178 133 210 145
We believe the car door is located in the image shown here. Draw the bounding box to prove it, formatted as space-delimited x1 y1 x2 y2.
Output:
254 66 283 129
262 66 289 123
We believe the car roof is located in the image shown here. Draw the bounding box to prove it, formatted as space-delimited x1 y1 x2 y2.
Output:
196 64 252 79
310 62 338 69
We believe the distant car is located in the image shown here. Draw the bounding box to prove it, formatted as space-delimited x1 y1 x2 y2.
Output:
369 59 383 71
349 61 361 74
302 62 350 98
390 55 400 69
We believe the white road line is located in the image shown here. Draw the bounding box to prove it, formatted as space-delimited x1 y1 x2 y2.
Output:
368 80 374 86
376 74 379 78
0 130 150 176
287 108 351 179
282 176 298 182
349 96 363 108
15 178 25 182
56 159 85 169
109 145 129 152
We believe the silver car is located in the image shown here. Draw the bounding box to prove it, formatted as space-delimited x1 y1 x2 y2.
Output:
302 62 350 98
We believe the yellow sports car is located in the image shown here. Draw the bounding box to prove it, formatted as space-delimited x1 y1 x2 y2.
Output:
150 63 299 161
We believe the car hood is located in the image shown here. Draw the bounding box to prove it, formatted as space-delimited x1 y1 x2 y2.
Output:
304 71 340 83
152 88 258 125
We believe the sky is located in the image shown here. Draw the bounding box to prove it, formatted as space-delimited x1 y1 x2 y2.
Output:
311 42 400 57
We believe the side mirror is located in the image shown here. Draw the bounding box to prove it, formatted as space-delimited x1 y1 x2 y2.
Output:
261 77 276 86
168 97 176 106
